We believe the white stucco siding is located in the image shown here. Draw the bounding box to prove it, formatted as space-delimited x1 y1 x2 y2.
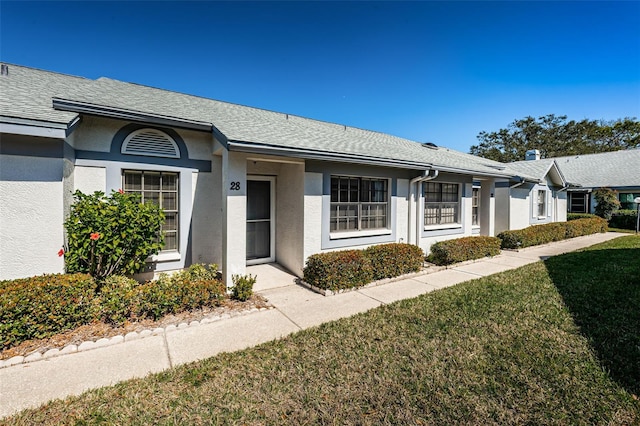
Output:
276 163 305 277
303 172 323 263
191 159 223 266
73 165 106 194
509 186 531 230
221 151 248 285
0 155 65 279
494 186 510 234
396 178 409 244
67 116 121 152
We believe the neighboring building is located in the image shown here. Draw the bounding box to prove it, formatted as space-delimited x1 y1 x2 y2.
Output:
509 149 640 214
495 150 568 235
1 63 549 282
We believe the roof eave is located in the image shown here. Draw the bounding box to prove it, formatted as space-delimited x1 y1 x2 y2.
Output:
52 98 213 132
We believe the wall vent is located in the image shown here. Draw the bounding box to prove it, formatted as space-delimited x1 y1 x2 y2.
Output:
121 129 180 158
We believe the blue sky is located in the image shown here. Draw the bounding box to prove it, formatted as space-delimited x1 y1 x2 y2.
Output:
1 1 638 153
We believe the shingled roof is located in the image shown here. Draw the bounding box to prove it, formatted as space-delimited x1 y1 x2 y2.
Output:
1 63 536 179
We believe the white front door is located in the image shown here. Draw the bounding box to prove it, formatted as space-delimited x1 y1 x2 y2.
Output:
246 176 275 264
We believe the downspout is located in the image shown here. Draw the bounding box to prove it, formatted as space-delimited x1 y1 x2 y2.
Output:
408 169 439 245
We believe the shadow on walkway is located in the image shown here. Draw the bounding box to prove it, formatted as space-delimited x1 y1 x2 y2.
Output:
543 243 640 396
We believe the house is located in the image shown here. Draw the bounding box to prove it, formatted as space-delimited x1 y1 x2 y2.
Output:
509 149 640 214
494 150 568 235
1 63 553 283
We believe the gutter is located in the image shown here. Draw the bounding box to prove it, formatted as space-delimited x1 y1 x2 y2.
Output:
228 140 433 170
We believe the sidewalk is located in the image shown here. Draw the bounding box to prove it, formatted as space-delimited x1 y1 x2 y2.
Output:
0 232 625 418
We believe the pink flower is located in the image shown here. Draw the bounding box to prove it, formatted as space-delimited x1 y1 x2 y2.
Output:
90 232 100 240
118 189 124 194
58 248 64 257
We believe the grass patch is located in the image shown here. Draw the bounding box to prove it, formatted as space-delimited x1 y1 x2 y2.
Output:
4 237 640 425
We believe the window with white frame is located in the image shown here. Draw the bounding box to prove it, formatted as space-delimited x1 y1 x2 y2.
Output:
472 187 480 226
424 182 460 226
330 176 389 232
537 189 547 217
123 170 179 251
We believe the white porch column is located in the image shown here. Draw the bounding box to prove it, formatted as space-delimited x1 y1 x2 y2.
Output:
480 180 496 236
221 150 247 286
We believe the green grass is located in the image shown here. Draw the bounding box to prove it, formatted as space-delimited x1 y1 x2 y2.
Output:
4 236 640 425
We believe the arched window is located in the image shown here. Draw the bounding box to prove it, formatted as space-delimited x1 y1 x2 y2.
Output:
121 128 180 159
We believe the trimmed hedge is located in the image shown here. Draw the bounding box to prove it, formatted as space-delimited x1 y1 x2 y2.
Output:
303 243 424 291
609 209 638 230
98 267 226 324
428 236 502 266
498 217 607 249
364 243 424 280
567 213 596 221
0 264 227 350
0 273 98 350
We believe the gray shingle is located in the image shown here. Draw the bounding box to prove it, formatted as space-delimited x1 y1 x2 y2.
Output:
0 63 535 179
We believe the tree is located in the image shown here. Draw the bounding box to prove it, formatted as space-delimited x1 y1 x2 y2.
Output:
469 114 640 163
593 188 621 220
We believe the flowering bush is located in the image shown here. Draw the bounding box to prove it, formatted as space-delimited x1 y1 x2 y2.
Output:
63 190 165 280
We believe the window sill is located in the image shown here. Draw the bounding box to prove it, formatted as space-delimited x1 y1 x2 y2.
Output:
330 229 392 240
149 251 181 263
423 223 462 231
472 225 480 229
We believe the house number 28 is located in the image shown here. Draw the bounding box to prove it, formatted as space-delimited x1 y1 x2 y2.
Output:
230 182 241 191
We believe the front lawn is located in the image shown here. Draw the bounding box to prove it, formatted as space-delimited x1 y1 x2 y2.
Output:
4 236 639 425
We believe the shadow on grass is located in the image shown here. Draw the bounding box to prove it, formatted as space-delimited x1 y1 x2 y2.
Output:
544 241 640 396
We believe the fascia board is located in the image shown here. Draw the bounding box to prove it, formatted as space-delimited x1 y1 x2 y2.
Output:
52 98 213 132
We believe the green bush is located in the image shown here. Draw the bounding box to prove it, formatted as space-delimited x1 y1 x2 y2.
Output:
364 243 424 280
63 190 165 280
303 250 374 291
609 209 638 230
303 243 424 291
498 218 608 249
567 213 596 221
0 274 98 350
593 188 620 220
1 265 228 349
427 236 502 266
231 274 256 301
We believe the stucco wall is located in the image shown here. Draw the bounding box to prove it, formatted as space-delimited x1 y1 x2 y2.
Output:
303 172 323 262
276 163 305 276
509 186 531 230
0 155 65 279
494 186 511 235
191 157 222 266
73 165 106 194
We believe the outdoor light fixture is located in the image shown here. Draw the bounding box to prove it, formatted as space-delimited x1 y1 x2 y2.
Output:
635 197 640 234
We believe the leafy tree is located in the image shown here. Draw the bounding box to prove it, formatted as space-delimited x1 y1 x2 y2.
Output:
63 190 165 280
593 188 621 220
470 114 640 162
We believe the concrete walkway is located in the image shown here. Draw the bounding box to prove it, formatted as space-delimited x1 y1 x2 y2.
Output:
0 232 625 418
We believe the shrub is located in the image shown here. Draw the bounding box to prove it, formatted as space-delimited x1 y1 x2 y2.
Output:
364 243 424 280
498 217 608 249
134 265 226 320
0 274 97 350
609 209 638 230
303 250 373 291
427 236 501 266
567 213 596 221
231 274 256 301
63 190 165 280
593 188 620 220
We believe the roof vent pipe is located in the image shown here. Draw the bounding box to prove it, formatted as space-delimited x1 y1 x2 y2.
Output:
0 64 8 76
